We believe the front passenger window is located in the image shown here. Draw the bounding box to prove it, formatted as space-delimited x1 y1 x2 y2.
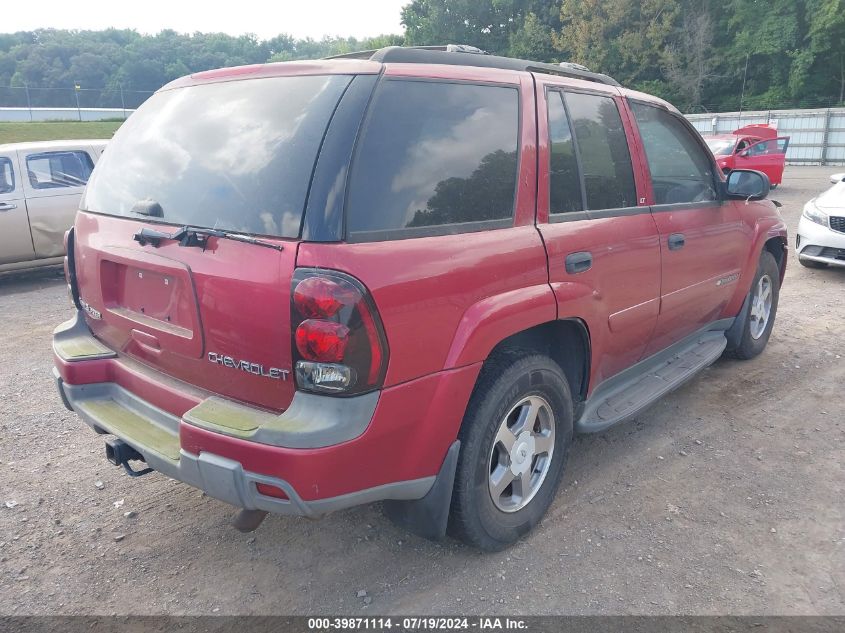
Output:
631 102 717 205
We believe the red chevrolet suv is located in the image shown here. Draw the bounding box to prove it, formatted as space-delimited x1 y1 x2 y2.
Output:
53 46 787 551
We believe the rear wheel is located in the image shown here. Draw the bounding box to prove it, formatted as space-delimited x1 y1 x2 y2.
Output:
729 250 780 360
448 352 573 551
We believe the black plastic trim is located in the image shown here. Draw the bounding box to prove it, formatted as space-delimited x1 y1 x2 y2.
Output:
348 218 513 243
586 206 649 219
382 440 461 541
302 74 380 242
65 226 81 309
650 200 723 213
366 47 619 86
549 211 590 224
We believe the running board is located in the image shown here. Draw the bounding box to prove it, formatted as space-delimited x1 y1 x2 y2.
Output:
577 330 728 433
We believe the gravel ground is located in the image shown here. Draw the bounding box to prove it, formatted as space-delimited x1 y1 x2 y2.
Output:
0 166 843 616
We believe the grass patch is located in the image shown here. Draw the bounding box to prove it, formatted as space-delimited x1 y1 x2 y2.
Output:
0 120 123 144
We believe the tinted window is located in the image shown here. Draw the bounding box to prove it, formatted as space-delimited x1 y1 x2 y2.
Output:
747 138 786 156
631 102 717 205
346 80 519 240
26 151 93 189
548 91 583 215
83 75 351 238
565 92 637 210
0 158 13 194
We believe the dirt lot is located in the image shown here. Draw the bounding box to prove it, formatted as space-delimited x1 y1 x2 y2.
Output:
0 166 843 616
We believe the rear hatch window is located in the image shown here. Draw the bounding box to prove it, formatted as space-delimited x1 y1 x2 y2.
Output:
82 74 352 238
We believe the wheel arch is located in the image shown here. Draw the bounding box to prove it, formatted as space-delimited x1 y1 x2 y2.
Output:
764 235 788 284
485 319 591 406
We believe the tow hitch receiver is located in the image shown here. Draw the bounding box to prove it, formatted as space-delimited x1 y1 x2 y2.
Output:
105 438 154 478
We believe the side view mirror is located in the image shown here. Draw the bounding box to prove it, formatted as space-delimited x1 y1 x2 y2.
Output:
725 169 770 200
830 173 845 184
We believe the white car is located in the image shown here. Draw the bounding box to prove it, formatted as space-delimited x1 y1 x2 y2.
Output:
796 172 845 268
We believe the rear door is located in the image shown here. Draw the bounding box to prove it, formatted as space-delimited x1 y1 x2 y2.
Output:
627 100 750 356
0 152 35 264
535 78 661 387
20 147 95 258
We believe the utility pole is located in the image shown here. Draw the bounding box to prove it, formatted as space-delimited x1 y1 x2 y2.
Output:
738 53 749 117
120 84 126 119
74 82 82 121
24 84 33 121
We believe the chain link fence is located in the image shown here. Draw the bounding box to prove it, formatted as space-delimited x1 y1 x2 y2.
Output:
0 86 155 120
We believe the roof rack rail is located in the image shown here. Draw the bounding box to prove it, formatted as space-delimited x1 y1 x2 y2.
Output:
324 45 619 87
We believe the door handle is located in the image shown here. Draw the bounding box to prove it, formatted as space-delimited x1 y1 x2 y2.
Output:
668 233 685 251
0 203 17 212
565 251 593 274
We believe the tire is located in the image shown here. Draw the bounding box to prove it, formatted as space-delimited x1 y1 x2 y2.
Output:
448 351 574 551
799 257 827 269
730 250 780 360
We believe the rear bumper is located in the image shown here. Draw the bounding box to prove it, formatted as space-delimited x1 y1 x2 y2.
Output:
53 312 481 515
56 370 433 516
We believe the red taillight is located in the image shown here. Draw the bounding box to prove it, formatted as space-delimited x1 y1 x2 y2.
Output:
293 276 357 318
295 320 350 362
291 269 388 395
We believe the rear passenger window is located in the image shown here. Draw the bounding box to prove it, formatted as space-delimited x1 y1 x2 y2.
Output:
26 151 94 190
630 102 717 205
547 91 583 215
0 158 13 194
565 92 637 210
346 80 520 241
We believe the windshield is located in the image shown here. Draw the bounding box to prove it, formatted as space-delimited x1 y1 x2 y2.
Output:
705 138 735 156
82 74 352 238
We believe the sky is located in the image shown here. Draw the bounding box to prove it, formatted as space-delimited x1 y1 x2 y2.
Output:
3 0 408 40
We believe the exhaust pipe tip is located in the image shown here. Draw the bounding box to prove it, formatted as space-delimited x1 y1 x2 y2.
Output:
232 509 268 533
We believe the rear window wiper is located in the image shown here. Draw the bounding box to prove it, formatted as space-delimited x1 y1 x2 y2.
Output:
133 225 284 252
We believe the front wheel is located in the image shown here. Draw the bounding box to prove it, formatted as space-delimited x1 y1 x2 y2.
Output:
729 250 780 360
448 353 573 551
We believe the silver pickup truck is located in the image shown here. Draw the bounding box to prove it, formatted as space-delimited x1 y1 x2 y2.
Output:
0 139 107 273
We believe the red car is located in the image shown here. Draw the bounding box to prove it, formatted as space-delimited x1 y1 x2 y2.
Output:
54 47 787 551
703 124 790 187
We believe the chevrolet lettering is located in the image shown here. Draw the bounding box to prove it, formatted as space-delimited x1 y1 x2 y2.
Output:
207 352 290 381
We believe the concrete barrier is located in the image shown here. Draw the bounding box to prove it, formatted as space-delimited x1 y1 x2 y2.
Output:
0 107 133 122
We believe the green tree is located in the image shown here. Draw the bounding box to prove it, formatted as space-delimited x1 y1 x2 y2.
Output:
401 0 538 54
555 0 680 95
